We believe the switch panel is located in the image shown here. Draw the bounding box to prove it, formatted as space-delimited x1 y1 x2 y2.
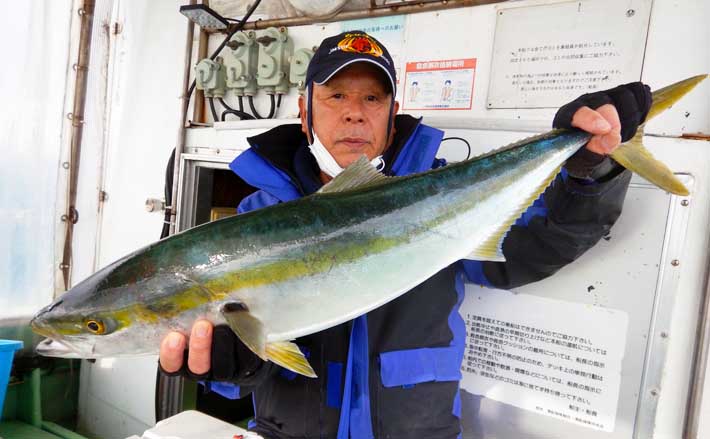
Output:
224 31 258 96
255 27 293 94
195 57 226 97
290 47 314 93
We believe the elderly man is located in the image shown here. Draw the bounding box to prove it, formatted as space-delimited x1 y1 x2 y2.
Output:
160 31 650 438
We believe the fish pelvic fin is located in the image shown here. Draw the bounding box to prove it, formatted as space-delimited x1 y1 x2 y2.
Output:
221 302 267 360
645 74 707 122
610 127 689 195
317 155 390 194
265 341 317 378
467 164 563 262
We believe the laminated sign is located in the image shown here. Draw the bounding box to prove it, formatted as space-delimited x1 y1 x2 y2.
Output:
403 58 476 110
460 287 628 432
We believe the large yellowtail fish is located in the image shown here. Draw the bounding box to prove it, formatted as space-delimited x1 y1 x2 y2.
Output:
31 75 706 377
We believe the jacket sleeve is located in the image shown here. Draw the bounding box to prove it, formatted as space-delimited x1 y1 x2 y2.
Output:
461 166 632 289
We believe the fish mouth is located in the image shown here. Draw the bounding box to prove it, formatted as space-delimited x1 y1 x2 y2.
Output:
30 317 54 339
35 338 94 359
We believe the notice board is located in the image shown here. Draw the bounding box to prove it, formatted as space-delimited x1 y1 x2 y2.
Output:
487 0 652 108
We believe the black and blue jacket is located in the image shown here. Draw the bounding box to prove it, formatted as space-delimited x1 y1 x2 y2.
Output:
214 114 631 439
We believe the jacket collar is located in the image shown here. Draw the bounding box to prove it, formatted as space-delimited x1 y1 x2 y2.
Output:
231 114 442 201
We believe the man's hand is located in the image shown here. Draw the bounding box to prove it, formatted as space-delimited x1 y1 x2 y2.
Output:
554 82 653 156
570 104 622 155
159 319 213 375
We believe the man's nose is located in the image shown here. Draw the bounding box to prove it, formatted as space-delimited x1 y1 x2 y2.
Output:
342 99 366 123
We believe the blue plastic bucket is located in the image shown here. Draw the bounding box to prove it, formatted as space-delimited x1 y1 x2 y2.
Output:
0 340 23 415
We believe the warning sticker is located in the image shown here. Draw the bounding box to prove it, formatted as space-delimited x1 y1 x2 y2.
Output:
402 58 476 110
459 286 628 432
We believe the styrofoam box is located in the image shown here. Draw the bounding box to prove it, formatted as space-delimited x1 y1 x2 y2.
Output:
128 410 262 439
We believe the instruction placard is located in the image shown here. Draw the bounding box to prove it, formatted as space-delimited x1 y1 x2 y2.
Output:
487 0 650 108
402 58 476 110
460 286 628 432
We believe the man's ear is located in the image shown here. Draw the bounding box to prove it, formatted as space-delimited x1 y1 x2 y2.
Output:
298 95 311 143
393 100 400 116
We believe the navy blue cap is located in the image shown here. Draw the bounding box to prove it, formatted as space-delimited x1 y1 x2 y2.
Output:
306 31 396 95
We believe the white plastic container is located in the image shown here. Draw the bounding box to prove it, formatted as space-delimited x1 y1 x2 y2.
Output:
129 410 262 439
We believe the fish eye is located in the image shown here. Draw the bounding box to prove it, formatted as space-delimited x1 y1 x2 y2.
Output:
86 320 106 334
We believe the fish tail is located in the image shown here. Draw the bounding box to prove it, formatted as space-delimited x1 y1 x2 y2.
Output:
644 74 707 122
266 341 317 378
610 127 689 195
610 74 707 196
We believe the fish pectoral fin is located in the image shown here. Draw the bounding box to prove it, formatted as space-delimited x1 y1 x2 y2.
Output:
610 127 689 196
220 303 316 379
317 156 391 194
266 341 317 378
221 302 267 361
466 164 564 263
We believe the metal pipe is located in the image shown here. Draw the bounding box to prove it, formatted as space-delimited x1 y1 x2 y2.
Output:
60 0 95 290
218 0 503 31
193 3 210 123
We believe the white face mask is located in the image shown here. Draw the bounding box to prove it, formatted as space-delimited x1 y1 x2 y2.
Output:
308 132 384 178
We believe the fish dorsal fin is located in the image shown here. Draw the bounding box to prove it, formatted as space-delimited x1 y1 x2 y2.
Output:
221 302 267 360
317 156 390 194
467 164 563 262
610 127 689 195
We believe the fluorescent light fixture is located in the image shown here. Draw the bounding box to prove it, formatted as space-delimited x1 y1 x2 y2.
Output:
179 4 229 30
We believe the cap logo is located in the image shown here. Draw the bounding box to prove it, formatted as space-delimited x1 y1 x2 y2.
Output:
337 33 384 58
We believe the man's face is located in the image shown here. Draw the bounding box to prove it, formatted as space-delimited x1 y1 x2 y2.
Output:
299 63 399 169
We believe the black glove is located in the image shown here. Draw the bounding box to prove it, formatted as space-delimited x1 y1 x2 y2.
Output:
553 81 652 141
158 325 264 382
554 82 652 180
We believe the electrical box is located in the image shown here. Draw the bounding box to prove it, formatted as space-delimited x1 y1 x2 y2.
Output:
194 58 226 98
255 27 293 95
290 47 315 93
224 31 258 97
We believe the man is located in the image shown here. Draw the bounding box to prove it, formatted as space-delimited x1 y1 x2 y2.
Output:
160 31 651 438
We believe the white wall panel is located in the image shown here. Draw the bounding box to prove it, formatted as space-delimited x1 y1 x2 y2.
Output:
0 1 75 319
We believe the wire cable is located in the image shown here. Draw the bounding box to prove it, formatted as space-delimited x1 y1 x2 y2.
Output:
248 95 265 119
273 93 283 118
208 97 219 123
217 97 254 120
222 110 255 121
238 95 244 113
267 94 276 119
160 149 176 239
442 136 472 160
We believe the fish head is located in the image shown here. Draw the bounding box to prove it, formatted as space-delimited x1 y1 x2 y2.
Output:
30 257 171 359
32 237 223 359
30 298 125 358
